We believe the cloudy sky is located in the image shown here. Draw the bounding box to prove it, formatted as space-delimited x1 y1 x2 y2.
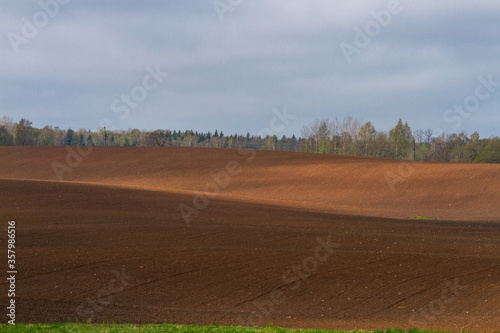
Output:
1 0 500 138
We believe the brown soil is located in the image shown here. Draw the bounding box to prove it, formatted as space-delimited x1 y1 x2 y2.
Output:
1 146 499 331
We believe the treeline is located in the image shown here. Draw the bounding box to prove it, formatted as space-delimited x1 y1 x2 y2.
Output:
301 117 500 163
1 116 499 163
0 117 303 151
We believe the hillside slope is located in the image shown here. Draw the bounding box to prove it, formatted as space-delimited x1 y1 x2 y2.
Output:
1 146 499 221
2 178 500 330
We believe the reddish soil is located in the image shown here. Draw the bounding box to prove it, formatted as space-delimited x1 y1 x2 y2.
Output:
1 146 499 221
1 146 499 331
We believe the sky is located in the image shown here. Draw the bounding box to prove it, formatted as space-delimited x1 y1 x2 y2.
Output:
1 0 500 138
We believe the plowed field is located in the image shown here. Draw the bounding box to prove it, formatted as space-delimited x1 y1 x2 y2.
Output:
1 147 499 331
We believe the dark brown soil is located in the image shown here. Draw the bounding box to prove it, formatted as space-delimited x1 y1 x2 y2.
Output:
1 147 499 331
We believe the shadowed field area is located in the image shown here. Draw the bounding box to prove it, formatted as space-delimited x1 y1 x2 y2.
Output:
1 146 499 331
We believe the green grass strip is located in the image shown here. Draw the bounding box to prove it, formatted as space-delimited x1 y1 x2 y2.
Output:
0 324 488 333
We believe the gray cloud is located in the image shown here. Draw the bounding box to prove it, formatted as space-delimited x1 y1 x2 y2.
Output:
1 0 499 137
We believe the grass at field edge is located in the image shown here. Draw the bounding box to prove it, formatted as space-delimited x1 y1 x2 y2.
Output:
0 324 495 333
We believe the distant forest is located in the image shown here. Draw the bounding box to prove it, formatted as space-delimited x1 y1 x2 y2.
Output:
1 116 499 163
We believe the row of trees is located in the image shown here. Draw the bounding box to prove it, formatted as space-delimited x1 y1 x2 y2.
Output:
301 117 500 163
1 116 499 163
0 116 303 151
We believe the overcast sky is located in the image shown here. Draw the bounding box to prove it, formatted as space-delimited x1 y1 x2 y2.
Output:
1 0 500 138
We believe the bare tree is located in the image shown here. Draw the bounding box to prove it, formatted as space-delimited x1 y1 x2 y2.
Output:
423 128 434 145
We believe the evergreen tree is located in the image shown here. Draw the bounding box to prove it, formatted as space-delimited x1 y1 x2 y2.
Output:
87 134 95 146
63 129 74 145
